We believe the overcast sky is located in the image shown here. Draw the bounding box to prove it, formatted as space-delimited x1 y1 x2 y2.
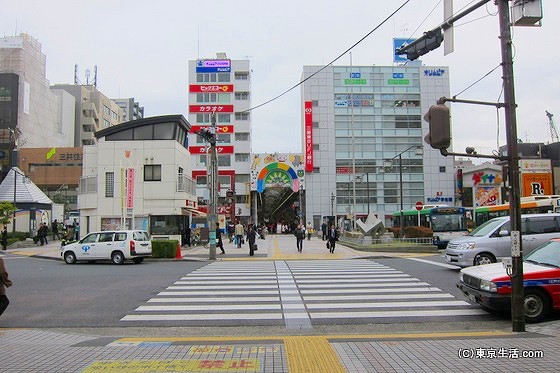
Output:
3 1 558 160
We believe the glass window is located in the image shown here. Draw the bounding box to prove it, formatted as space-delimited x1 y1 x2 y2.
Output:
154 123 175 139
134 125 153 140
144 165 162 181
106 129 133 141
218 114 231 123
99 232 114 242
439 166 446 173
114 233 127 241
526 217 560 234
235 112 249 120
150 215 182 235
235 153 249 162
234 72 248 80
82 233 99 243
235 133 249 141
197 176 207 185
105 172 114 198
218 73 231 82
236 174 250 183
217 134 231 143
218 155 231 167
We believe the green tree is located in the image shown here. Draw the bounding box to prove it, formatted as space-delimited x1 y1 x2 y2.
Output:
0 201 16 227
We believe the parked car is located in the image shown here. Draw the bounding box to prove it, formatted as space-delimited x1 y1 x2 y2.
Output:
61 230 152 265
445 213 560 267
457 238 560 322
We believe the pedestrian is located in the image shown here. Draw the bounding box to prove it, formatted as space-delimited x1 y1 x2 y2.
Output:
1 226 7 250
247 225 257 256
321 221 327 241
216 222 225 255
38 223 48 246
294 224 305 253
74 222 80 241
234 220 244 248
0 256 13 316
185 226 191 247
327 224 339 254
52 219 60 241
306 222 313 240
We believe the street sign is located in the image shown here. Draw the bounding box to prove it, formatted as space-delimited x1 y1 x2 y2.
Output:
415 201 424 211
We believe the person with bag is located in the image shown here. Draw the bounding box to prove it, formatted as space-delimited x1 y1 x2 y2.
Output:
0 257 13 316
327 224 339 254
247 224 257 256
215 222 225 255
234 220 244 248
294 224 305 253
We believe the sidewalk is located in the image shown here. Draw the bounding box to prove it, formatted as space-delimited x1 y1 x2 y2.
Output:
1 234 431 262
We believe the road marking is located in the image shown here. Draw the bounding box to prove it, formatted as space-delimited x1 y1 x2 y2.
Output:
310 308 488 319
407 257 461 269
275 260 312 330
121 313 283 321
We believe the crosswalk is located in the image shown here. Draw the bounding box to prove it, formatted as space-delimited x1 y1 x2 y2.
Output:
121 260 488 326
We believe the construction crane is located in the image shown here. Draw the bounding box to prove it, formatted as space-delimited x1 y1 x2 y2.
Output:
546 111 559 143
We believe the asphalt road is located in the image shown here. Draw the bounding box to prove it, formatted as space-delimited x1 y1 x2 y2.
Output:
0 253 508 330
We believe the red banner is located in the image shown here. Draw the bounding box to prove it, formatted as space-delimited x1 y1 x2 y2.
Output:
190 125 234 134
189 84 234 93
304 101 313 172
189 145 234 154
126 168 135 209
189 105 234 113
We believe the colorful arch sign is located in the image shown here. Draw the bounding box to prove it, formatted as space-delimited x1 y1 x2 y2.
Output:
256 162 300 193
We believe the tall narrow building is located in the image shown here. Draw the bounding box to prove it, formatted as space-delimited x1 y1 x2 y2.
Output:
187 54 252 223
301 64 455 229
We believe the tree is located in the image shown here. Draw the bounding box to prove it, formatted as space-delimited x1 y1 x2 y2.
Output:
0 201 16 227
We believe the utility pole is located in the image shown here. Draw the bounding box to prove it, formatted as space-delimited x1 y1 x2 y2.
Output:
498 0 524 333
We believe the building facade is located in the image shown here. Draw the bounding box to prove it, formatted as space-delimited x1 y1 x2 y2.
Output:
187 55 252 224
78 115 197 240
0 33 75 178
301 64 455 229
51 84 124 146
113 98 144 122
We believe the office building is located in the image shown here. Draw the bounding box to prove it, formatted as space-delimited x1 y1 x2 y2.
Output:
301 64 455 229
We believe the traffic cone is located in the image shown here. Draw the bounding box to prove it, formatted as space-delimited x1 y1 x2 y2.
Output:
175 243 183 260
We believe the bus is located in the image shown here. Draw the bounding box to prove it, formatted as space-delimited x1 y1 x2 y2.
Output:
393 205 470 249
473 195 560 226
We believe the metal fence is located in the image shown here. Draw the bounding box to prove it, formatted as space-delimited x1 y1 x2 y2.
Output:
340 235 434 247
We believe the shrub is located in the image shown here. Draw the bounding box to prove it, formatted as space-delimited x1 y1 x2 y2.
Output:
152 240 179 258
403 226 433 238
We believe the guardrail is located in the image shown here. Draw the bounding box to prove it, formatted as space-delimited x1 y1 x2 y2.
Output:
340 235 434 246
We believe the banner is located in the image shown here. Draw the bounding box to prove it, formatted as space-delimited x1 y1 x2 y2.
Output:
304 101 313 172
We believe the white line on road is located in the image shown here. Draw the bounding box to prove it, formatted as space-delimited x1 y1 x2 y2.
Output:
406 257 461 269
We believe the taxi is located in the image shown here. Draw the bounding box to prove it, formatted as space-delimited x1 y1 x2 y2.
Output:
457 238 560 322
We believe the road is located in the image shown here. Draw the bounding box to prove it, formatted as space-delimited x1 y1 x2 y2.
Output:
0 251 505 330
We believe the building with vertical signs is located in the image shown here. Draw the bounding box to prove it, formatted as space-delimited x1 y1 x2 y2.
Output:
301 64 454 230
187 54 252 225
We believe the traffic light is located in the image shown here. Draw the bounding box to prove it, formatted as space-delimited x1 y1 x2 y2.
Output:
196 128 216 144
424 103 451 150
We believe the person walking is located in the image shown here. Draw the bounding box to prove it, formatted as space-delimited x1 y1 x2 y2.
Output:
294 224 305 253
1 226 7 250
0 256 13 316
52 219 60 241
215 222 225 255
234 220 244 248
38 223 48 246
247 224 257 256
306 222 313 240
321 221 327 241
327 224 339 254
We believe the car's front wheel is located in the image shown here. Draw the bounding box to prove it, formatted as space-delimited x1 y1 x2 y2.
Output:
111 251 125 265
524 289 550 323
64 251 77 264
473 253 494 266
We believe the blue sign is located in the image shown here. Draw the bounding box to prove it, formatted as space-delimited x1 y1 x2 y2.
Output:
81 245 91 253
393 73 404 79
393 38 415 63
350 72 361 79
424 68 445 76
195 66 231 73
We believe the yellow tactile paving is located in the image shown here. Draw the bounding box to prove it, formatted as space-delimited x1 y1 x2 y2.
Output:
284 336 346 373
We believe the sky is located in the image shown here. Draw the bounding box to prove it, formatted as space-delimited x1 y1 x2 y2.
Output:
2 0 558 160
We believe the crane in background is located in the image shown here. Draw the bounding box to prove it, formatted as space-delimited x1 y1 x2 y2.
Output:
546 111 559 143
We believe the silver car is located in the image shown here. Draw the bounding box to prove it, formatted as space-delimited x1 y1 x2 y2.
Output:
445 213 560 267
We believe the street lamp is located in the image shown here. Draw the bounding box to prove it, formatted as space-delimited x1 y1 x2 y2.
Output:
385 145 423 238
330 192 335 218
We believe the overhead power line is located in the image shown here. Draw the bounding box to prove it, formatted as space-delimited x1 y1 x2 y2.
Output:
243 0 412 113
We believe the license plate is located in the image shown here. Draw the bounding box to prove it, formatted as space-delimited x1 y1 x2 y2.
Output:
445 255 451 262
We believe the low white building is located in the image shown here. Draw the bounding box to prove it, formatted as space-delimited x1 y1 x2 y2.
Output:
78 115 198 241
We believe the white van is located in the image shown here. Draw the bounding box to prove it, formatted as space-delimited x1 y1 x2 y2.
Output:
445 213 560 267
61 230 152 264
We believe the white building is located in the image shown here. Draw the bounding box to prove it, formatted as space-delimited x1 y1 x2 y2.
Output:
187 54 252 224
0 33 75 173
301 64 455 229
78 115 198 241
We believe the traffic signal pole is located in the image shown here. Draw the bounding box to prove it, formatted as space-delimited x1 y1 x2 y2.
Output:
208 113 218 261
